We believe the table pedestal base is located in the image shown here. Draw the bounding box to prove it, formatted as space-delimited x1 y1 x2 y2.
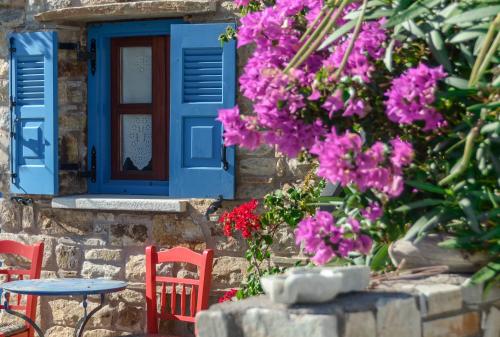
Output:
4 293 106 337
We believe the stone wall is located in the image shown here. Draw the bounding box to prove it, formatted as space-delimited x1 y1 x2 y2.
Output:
197 274 500 337
0 0 310 336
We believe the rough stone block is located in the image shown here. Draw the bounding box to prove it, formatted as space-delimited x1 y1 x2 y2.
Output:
114 302 143 333
422 312 480 337
125 254 145 282
110 224 149 246
484 307 500 337
152 214 205 247
211 256 248 289
241 308 338 337
85 249 123 263
239 158 277 176
344 311 376 337
108 288 145 305
81 261 121 279
55 243 81 270
46 326 74 337
415 284 463 316
196 310 232 337
48 299 91 326
376 297 421 337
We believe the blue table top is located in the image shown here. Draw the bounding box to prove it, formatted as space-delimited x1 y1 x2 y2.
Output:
1 279 127 296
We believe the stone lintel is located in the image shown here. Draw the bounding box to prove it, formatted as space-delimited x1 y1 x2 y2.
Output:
34 0 217 23
51 194 188 213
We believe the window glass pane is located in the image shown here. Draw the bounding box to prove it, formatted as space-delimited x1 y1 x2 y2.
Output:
121 114 152 171
121 47 152 104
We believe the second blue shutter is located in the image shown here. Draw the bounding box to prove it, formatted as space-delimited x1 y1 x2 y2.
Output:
9 31 58 195
170 24 236 199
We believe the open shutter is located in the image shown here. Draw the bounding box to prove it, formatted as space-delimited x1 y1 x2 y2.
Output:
170 24 236 199
9 32 58 195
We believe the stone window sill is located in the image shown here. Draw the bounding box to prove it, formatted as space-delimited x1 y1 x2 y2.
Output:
34 0 217 24
51 194 188 213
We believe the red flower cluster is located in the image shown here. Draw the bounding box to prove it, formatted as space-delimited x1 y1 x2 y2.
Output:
218 288 238 303
219 199 261 238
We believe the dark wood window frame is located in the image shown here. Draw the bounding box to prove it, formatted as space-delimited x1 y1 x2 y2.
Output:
110 36 169 181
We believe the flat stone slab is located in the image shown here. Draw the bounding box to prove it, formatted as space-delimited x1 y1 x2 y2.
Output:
261 266 370 304
35 0 217 23
51 194 188 213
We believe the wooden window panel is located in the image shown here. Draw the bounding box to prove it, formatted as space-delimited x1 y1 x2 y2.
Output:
110 36 169 180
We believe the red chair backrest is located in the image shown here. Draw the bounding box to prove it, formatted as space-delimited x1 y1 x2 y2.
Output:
145 246 214 334
0 240 44 337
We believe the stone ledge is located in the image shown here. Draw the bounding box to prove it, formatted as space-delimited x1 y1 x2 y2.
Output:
51 194 188 213
34 0 217 23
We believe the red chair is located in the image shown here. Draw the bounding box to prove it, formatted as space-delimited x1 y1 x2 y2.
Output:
0 240 44 337
130 246 214 337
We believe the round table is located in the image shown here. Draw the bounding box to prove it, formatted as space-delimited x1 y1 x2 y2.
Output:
1 279 127 337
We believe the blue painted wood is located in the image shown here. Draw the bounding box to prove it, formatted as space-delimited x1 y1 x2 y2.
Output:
1 279 127 296
170 24 236 199
9 32 58 195
87 19 183 196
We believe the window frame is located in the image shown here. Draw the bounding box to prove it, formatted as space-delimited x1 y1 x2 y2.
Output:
87 19 183 195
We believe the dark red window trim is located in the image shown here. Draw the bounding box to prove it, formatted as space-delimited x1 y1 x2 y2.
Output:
110 36 169 181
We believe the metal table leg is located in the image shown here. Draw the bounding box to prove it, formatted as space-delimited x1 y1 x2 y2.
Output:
74 293 105 337
3 293 45 337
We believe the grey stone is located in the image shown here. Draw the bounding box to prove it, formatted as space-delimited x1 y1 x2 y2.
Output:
484 307 500 337
376 297 421 337
344 311 376 337
422 312 480 337
196 310 231 337
241 308 338 337
261 266 369 304
415 284 463 316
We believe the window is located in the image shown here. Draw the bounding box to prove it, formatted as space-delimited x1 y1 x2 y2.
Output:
110 37 169 181
8 21 236 199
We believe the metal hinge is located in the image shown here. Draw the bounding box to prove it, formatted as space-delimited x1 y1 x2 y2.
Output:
58 39 97 75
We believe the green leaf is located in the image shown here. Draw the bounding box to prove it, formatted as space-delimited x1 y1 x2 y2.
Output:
406 180 447 195
444 76 470 89
445 6 500 25
427 30 453 72
385 0 442 28
401 19 426 37
370 244 389 271
449 27 488 44
458 198 481 233
470 262 500 285
394 199 445 212
403 208 442 241
319 19 357 50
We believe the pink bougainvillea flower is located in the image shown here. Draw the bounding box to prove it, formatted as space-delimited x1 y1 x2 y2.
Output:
385 63 447 131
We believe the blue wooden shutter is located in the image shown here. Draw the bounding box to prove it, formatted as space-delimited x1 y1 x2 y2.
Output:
170 24 236 198
9 31 58 195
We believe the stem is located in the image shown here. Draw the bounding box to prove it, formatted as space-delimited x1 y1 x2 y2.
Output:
438 125 480 186
290 0 351 71
285 7 336 73
332 0 368 80
469 14 500 86
299 7 329 44
473 31 500 86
